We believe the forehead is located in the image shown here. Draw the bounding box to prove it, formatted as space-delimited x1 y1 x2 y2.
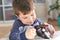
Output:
19 10 35 17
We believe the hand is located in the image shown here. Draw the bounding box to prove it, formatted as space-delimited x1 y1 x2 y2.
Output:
42 22 55 37
25 26 36 39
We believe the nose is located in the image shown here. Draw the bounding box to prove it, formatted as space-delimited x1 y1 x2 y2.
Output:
29 17 33 23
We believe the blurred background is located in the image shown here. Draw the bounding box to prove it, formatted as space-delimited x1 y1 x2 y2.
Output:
0 0 60 40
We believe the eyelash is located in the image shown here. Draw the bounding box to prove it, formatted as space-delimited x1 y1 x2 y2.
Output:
23 14 34 19
31 14 33 16
24 17 27 19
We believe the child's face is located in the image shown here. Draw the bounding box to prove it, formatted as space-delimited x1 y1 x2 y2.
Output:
18 10 36 25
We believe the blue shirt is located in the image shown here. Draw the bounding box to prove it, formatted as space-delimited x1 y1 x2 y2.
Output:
9 18 41 40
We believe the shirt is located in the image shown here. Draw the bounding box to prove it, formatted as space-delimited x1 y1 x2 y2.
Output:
9 18 41 40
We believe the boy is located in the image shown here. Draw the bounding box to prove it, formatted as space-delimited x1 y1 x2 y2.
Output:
9 0 55 40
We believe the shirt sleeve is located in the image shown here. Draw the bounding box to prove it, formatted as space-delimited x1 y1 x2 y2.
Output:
34 18 41 26
9 19 27 40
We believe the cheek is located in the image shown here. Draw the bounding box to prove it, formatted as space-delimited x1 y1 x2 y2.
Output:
18 16 28 24
18 17 26 23
34 15 36 19
33 14 36 20
21 19 27 22
21 19 28 24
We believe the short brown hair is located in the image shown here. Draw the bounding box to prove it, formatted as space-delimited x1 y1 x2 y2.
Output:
12 0 34 16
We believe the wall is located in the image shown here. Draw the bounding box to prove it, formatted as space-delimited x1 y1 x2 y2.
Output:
46 0 59 19
34 3 47 19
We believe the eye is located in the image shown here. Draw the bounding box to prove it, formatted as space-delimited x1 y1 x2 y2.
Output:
23 17 28 19
31 14 34 16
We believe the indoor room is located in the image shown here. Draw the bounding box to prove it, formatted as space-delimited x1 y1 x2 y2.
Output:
0 0 60 40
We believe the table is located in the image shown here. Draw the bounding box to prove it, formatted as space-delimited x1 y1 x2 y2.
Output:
0 31 60 40
29 31 60 40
